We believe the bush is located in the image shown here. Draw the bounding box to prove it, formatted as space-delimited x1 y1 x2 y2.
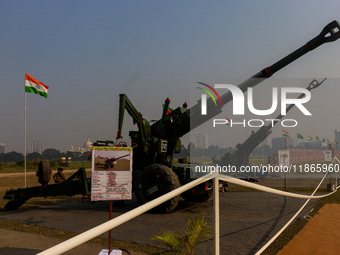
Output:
32 158 41 166
15 160 25 167
58 159 69 168
50 160 57 168
152 214 212 255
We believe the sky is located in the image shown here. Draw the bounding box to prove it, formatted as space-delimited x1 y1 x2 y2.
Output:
1 0 340 153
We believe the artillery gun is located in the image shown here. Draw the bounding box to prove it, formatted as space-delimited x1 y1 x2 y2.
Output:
94 154 130 170
104 21 340 212
215 78 327 179
4 21 340 212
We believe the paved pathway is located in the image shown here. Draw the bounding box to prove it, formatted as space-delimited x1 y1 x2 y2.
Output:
0 191 320 255
277 203 340 255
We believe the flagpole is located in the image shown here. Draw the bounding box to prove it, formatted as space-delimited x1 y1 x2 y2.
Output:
24 88 27 187
284 137 289 191
24 74 49 187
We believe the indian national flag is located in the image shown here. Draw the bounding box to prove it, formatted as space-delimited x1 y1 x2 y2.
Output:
25 74 49 98
282 130 289 137
307 136 313 140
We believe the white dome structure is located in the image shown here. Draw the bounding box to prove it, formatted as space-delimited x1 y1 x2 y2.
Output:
68 137 93 153
83 137 93 152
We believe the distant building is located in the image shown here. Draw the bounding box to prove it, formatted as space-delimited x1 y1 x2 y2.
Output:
31 141 42 154
296 141 323 149
83 137 93 151
69 137 93 153
0 143 5 154
258 138 270 147
271 136 294 152
194 134 208 149
335 130 340 149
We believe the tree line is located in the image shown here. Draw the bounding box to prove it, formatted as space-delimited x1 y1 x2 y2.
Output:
2 141 302 163
175 143 236 158
0 148 90 162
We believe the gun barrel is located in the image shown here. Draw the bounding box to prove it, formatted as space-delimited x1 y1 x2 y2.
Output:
188 21 340 135
266 78 327 129
232 78 327 167
220 21 339 105
221 20 340 104
114 154 130 161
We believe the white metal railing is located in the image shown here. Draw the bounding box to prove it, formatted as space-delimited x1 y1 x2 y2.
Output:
218 174 338 199
37 172 217 255
255 156 340 254
38 161 339 255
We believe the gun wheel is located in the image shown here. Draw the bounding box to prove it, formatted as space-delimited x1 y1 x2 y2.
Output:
182 184 213 202
134 164 180 213
37 160 51 185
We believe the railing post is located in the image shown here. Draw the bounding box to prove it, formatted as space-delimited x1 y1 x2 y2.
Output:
214 176 220 255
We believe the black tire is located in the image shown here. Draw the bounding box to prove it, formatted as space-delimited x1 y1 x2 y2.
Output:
182 188 213 203
37 160 51 185
134 164 181 213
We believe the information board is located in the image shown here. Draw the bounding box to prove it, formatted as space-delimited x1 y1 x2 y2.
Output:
278 150 290 167
324 150 332 161
91 146 133 201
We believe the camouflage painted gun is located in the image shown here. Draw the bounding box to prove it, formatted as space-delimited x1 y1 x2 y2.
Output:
217 78 327 178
